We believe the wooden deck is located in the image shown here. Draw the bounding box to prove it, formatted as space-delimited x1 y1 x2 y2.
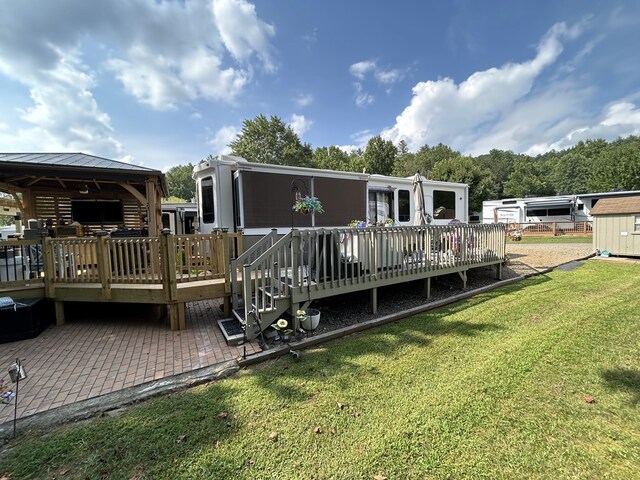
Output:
0 232 242 330
0 225 506 340
232 224 507 340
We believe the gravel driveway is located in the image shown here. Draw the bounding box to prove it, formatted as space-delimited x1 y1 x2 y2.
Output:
505 242 595 276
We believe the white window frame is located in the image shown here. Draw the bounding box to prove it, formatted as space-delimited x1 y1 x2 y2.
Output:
634 215 640 233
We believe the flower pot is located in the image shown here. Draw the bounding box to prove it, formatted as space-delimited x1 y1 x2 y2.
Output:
301 308 320 330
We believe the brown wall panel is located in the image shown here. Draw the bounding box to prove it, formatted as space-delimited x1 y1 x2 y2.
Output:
314 177 367 227
242 171 313 228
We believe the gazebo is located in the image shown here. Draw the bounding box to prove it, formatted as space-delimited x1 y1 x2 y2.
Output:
0 153 168 235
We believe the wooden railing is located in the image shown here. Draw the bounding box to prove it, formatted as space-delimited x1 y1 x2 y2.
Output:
0 231 243 300
238 224 506 339
505 221 592 236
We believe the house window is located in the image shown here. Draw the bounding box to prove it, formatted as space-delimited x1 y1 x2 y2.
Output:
398 189 410 222
368 190 393 224
577 204 584 211
433 190 456 219
635 215 640 232
201 177 214 224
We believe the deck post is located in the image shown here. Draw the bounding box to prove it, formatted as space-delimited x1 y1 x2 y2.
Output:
54 301 65 325
161 230 181 330
423 277 431 299
161 230 178 303
43 237 55 298
496 262 502 280
370 287 377 314
96 233 111 300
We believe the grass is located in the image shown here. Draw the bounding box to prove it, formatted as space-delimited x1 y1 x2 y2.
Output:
511 235 593 244
2 261 639 479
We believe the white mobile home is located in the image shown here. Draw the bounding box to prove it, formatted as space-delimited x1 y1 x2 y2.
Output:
193 155 469 239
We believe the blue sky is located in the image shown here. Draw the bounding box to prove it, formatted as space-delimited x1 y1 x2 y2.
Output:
1 0 639 172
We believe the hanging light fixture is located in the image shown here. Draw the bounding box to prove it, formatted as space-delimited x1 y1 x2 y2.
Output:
79 182 89 194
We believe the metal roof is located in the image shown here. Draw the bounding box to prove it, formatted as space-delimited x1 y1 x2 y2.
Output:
0 153 160 173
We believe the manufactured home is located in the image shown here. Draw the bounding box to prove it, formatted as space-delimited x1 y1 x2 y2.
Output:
193 155 469 241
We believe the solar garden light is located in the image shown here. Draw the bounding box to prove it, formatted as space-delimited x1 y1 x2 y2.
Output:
8 358 27 439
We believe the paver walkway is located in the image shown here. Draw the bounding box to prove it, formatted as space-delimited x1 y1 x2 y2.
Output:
0 300 259 424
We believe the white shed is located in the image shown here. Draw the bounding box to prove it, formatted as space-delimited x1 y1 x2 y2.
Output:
591 195 640 257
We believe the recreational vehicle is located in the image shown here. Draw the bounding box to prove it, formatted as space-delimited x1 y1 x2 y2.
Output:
193 155 469 242
482 190 640 225
161 202 197 235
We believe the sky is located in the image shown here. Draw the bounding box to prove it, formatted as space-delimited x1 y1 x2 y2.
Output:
1 0 639 172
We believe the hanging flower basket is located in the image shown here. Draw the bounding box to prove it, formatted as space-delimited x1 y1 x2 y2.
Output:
293 195 324 214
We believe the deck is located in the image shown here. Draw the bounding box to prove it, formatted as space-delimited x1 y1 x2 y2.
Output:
231 224 506 341
0 232 242 330
0 224 506 342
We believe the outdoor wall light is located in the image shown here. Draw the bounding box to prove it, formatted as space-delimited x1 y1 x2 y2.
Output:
79 182 89 195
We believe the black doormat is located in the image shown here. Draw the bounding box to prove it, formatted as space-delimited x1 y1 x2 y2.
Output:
219 318 244 336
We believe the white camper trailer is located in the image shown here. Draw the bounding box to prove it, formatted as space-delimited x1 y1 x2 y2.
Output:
193 155 469 240
161 202 197 235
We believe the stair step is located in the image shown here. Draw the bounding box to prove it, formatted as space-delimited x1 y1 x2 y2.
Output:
232 308 246 324
217 318 245 346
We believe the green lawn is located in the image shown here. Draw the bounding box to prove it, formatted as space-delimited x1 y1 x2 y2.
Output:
2 261 639 479
512 235 593 244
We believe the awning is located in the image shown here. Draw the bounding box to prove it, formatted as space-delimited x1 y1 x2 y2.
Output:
525 198 574 209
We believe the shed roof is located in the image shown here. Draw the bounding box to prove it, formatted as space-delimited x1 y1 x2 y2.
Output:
590 195 640 215
0 152 159 172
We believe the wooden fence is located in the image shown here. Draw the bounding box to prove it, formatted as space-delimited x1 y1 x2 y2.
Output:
506 221 592 236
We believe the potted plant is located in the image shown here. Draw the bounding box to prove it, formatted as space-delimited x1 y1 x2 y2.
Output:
271 318 293 342
292 195 324 215
297 308 320 331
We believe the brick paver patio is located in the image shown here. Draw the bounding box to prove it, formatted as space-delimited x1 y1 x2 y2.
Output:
0 299 259 424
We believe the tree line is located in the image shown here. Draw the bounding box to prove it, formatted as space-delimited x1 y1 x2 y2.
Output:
166 114 640 213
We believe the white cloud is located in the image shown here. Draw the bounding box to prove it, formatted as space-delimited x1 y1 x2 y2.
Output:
349 60 377 80
208 125 240 154
294 93 314 108
525 100 640 155
382 22 588 153
290 114 313 137
349 59 406 106
0 49 124 157
354 82 374 107
213 0 277 73
337 129 374 152
0 0 276 160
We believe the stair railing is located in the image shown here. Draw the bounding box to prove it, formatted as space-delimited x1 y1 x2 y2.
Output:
242 231 293 339
230 229 279 310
